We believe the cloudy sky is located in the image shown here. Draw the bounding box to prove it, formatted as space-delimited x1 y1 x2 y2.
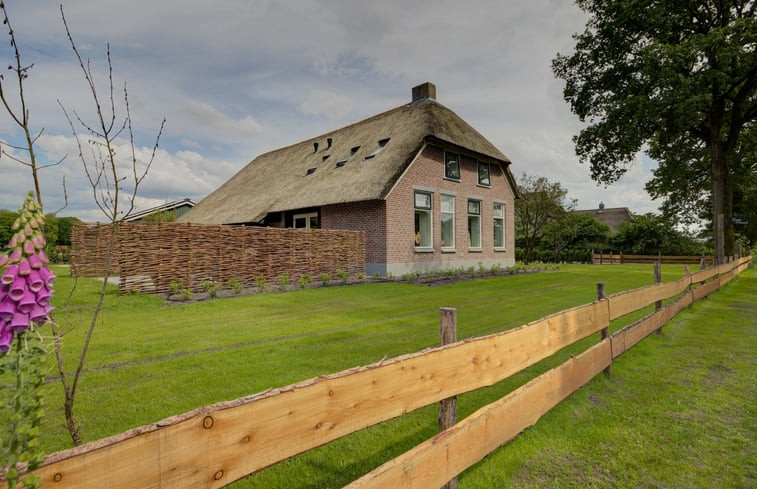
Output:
0 0 659 221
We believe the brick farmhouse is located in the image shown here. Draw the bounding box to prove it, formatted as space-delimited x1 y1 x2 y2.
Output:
180 83 519 276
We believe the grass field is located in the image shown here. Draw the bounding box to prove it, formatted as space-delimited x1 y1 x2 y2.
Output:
5 262 754 487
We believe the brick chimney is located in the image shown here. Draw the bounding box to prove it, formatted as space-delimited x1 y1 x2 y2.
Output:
412 82 436 103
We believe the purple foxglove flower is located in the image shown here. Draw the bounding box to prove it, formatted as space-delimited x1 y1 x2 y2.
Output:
27 269 43 293
9 248 21 263
18 259 31 276
0 296 14 323
0 253 8 268
35 286 52 307
24 224 33 237
1 264 18 285
28 253 42 269
38 250 49 264
33 234 45 250
18 290 36 314
23 240 35 255
8 236 16 248
10 277 26 302
0 282 8 296
9 311 29 333
38 267 55 287
0 322 12 353
29 304 49 325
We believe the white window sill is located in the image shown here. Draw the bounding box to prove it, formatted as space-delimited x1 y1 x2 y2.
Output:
441 248 456 253
494 247 507 252
443 177 461 183
414 247 434 253
468 247 483 253
476 184 491 189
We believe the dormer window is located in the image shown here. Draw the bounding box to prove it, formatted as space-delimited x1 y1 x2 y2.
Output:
306 166 317 175
335 146 361 168
365 138 389 160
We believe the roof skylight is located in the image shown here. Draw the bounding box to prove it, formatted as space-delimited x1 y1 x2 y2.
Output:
364 138 389 160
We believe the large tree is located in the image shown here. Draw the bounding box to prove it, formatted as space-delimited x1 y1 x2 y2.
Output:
553 0 756 263
515 174 572 264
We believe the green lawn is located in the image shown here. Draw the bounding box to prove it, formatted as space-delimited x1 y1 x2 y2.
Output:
5 262 754 487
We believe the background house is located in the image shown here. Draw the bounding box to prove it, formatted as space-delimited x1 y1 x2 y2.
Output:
124 198 196 222
573 202 633 233
181 83 518 276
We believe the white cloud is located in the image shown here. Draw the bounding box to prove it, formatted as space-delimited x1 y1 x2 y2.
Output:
299 90 353 119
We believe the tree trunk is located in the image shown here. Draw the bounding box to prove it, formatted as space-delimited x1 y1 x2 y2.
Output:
710 139 735 264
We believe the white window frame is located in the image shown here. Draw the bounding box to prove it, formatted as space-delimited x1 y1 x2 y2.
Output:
414 190 433 250
440 194 455 251
293 212 319 229
493 202 505 250
468 199 482 250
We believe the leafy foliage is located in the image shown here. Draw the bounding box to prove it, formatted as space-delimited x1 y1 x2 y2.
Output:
514 174 573 264
552 0 756 259
611 213 708 256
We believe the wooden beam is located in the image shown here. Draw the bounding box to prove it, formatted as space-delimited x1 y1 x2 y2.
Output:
345 341 612 489
607 276 689 320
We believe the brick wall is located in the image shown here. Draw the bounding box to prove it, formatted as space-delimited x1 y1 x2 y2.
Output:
321 200 387 267
383 144 516 275
71 222 365 293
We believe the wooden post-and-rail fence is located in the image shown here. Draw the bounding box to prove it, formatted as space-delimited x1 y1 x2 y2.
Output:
592 252 717 265
6 256 752 489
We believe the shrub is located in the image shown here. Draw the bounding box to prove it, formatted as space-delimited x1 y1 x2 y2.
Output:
200 280 214 293
278 273 289 288
169 278 185 295
478 261 487 274
490 263 502 274
320 273 331 286
336 269 349 283
253 275 266 292
299 273 312 289
180 288 193 300
227 277 243 295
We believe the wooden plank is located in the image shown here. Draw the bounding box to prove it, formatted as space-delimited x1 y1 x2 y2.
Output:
607 276 689 320
345 341 612 489
690 267 720 284
29 301 610 489
692 279 720 301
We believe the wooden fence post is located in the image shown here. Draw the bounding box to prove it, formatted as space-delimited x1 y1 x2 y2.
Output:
684 265 692 309
654 262 662 334
700 256 706 270
439 307 458 489
596 283 610 376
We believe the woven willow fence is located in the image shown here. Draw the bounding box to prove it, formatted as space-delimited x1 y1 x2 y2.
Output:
71 222 366 294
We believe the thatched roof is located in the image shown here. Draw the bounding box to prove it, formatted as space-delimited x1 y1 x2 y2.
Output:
181 92 515 225
573 204 634 233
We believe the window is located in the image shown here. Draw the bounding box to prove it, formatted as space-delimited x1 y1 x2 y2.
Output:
493 202 505 249
444 151 460 180
335 146 360 168
306 166 317 175
441 194 455 250
478 161 491 186
365 138 389 159
293 212 320 229
468 199 481 249
414 190 432 248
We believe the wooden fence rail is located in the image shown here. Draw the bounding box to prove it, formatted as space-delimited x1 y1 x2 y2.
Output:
11 256 752 489
592 253 715 265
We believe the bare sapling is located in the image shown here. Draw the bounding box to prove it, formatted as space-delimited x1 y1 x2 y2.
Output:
51 5 165 445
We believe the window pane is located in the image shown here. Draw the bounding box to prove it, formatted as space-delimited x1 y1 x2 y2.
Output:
494 218 504 248
441 194 455 213
441 195 455 248
468 215 481 248
493 202 504 218
415 191 431 209
478 162 491 186
445 152 460 180
468 200 480 215
415 210 431 247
